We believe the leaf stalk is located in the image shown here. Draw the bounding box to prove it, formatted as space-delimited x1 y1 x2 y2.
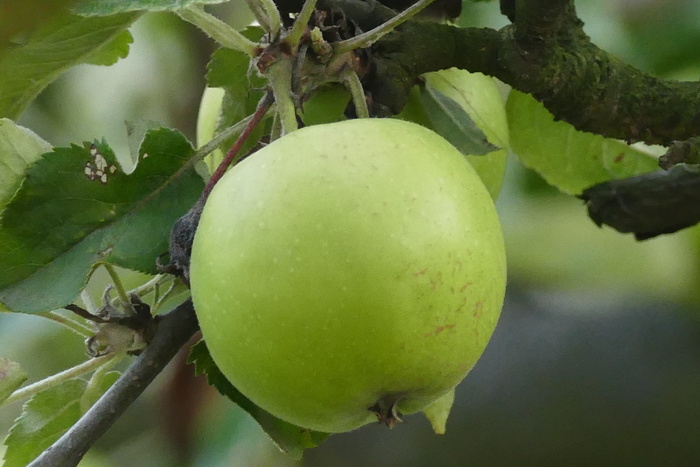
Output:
1 353 121 409
177 6 259 56
332 0 437 55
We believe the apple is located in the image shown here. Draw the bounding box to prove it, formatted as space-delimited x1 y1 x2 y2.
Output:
190 118 506 433
196 86 225 174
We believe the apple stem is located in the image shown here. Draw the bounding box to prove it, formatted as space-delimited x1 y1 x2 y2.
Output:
203 91 275 198
343 70 370 118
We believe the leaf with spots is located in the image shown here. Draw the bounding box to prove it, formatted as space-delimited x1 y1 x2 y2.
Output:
188 341 331 460
0 127 203 313
506 90 659 194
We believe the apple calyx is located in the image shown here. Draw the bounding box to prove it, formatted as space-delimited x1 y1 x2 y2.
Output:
368 394 404 428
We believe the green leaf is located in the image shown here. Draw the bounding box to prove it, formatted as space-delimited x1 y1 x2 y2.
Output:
0 128 204 313
0 11 139 119
301 84 351 126
0 119 52 211
188 341 330 459
421 388 454 435
80 370 120 413
2 379 86 467
0 0 75 51
0 358 27 404
419 80 498 157
125 119 162 169
507 90 660 194
73 0 229 16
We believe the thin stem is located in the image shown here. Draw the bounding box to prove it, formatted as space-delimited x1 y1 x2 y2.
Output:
164 108 272 200
284 0 317 51
152 280 177 314
266 58 299 135
1 354 120 408
36 311 93 337
343 70 369 118
177 6 259 56
102 264 131 311
127 274 166 299
333 0 437 55
245 0 274 34
153 283 161 311
204 91 276 197
197 112 256 154
254 0 283 38
269 111 282 141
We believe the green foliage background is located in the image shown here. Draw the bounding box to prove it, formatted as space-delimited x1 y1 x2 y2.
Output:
2 0 700 465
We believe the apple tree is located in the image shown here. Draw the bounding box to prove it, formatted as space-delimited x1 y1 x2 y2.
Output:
1 0 699 465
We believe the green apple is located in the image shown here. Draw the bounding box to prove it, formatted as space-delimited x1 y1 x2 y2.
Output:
190 118 506 433
196 86 225 174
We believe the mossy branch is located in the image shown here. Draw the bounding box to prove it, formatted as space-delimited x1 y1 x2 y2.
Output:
366 3 700 146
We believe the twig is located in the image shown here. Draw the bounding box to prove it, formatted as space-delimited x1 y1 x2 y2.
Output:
27 300 199 467
284 0 318 51
203 91 276 197
332 0 436 55
101 263 133 314
126 274 166 299
1 354 119 408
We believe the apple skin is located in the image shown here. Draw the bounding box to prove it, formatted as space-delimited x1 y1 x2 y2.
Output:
190 118 506 433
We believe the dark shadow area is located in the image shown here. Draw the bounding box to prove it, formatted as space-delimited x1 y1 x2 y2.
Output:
304 287 700 466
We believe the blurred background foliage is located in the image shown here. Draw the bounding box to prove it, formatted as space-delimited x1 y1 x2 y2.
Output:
2 0 700 465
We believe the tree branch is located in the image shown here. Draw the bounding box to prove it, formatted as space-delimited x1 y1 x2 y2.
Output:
366 2 700 146
28 300 199 467
580 165 700 240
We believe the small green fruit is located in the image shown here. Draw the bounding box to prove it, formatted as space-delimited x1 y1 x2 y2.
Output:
196 86 225 173
190 118 506 433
